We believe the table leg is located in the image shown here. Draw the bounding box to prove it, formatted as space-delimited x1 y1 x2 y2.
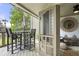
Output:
12 38 13 54
20 34 22 50
29 37 31 50
34 35 35 48
15 38 17 48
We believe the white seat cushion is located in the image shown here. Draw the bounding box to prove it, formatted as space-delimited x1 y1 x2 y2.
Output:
60 42 67 50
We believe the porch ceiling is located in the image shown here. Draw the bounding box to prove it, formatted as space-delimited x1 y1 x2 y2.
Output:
12 3 59 17
12 3 79 18
60 3 79 17
19 3 58 15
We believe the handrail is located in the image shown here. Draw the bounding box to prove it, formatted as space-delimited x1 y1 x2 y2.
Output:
39 34 53 55
39 34 53 38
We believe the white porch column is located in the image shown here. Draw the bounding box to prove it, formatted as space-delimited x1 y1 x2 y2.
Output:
53 5 60 56
30 16 33 29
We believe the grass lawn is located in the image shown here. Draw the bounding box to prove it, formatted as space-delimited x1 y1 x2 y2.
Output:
0 39 2 46
0 38 7 47
0 38 11 47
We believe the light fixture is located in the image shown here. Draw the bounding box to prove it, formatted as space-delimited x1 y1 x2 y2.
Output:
73 5 79 13
11 24 14 26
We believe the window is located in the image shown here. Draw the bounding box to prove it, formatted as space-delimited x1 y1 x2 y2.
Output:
43 11 49 35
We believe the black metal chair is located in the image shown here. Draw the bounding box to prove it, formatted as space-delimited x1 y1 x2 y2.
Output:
6 28 10 51
6 28 22 54
30 29 36 49
24 29 36 50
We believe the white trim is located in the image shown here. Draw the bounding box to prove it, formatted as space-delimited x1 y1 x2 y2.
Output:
11 3 39 19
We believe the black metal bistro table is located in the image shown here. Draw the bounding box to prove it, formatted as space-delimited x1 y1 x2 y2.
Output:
6 29 36 54
14 30 30 49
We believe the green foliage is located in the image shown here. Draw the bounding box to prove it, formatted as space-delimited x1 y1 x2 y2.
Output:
10 7 31 31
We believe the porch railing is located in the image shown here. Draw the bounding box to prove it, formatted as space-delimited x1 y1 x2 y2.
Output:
39 34 53 56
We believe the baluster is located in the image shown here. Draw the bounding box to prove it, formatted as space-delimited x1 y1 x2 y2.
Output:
44 36 47 55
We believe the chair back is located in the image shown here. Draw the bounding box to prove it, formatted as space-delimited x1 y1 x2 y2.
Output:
9 28 13 34
6 28 12 37
30 29 36 38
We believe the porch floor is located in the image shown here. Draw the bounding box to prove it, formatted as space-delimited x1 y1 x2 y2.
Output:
0 43 39 56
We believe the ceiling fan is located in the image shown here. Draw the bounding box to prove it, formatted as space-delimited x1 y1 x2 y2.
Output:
73 4 79 13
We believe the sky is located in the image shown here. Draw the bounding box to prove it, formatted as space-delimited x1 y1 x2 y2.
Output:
0 3 13 28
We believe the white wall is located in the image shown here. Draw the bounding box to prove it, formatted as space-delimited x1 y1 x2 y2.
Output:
31 16 39 43
60 15 79 38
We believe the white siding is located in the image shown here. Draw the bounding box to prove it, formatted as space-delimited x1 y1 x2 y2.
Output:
31 16 39 43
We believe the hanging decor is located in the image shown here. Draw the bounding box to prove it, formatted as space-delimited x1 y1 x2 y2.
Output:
60 17 78 32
